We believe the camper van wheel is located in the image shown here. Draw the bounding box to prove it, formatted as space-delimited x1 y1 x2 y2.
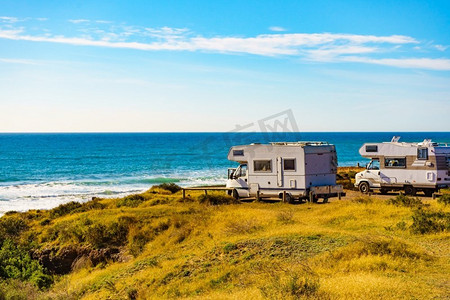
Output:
404 185 416 196
232 189 240 200
423 189 434 197
285 193 294 204
358 182 370 194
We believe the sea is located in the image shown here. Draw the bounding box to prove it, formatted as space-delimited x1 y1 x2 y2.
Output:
1 132 449 214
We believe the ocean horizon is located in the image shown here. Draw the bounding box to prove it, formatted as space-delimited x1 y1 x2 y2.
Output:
1 132 449 214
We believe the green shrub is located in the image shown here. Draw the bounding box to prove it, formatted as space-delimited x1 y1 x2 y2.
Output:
50 201 82 218
198 194 239 205
116 194 147 208
437 194 450 205
387 194 422 207
154 183 182 194
85 219 130 249
223 243 237 253
0 216 28 244
0 239 52 289
410 209 450 234
348 170 357 178
81 198 106 211
128 228 152 257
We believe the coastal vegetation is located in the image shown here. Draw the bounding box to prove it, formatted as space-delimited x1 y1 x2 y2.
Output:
0 170 449 299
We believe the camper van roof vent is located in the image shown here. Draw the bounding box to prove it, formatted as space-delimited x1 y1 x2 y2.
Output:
391 136 401 143
418 139 437 147
270 141 329 146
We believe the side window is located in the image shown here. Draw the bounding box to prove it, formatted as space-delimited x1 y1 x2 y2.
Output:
283 159 295 171
417 148 428 160
233 150 244 156
385 157 406 168
254 160 272 172
366 145 378 152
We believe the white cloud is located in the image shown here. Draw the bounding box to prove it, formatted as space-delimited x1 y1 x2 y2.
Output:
0 16 20 23
0 58 39 65
0 17 448 71
68 19 90 24
95 20 112 24
341 56 450 71
269 26 286 32
435 44 448 51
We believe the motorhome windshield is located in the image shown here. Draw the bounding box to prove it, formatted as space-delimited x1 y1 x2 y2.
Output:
233 164 247 178
367 159 380 170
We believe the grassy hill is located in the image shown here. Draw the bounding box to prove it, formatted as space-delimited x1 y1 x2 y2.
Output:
1 177 449 299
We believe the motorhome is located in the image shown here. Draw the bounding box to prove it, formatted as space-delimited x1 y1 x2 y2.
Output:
355 137 450 196
226 142 344 202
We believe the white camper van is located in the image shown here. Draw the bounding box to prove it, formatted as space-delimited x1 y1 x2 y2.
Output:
355 137 450 196
226 142 344 202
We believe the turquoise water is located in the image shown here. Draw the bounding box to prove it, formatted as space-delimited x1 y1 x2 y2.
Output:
0 132 449 212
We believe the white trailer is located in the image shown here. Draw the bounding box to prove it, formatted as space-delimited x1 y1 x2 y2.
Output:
355 137 450 196
225 142 344 203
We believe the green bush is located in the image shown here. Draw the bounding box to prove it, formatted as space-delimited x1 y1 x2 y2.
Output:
0 239 52 289
0 216 28 244
81 198 106 211
410 209 450 234
198 194 239 205
154 183 182 194
387 194 422 207
437 194 450 205
85 220 130 249
50 201 82 218
116 194 147 208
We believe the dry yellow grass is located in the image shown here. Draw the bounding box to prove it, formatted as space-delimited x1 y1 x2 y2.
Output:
1 185 449 299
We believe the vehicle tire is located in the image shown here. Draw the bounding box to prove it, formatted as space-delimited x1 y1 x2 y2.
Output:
358 182 370 194
232 189 240 200
423 189 434 197
285 193 294 204
404 185 416 196
380 188 388 195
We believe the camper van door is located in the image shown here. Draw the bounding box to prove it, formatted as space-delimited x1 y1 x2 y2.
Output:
277 157 283 187
366 159 382 186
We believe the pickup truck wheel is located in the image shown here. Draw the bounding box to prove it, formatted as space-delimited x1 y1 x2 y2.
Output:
404 185 416 196
358 182 370 194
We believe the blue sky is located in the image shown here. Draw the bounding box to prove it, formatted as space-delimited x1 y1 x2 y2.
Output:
0 0 449 132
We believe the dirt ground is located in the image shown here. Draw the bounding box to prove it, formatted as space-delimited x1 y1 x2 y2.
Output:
335 189 436 202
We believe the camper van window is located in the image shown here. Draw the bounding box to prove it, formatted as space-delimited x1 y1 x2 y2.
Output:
233 150 244 156
366 145 378 152
254 160 272 172
417 148 428 160
385 158 406 168
283 159 296 171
